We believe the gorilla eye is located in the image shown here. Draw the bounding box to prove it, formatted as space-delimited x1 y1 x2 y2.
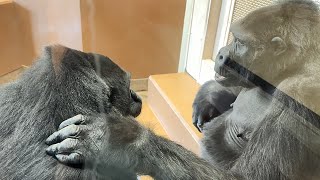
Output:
237 133 249 141
235 38 244 46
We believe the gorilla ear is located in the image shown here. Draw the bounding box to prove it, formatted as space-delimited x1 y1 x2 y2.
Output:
271 37 287 56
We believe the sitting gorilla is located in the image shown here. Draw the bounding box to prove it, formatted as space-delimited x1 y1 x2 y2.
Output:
46 1 320 179
195 0 320 176
0 45 142 179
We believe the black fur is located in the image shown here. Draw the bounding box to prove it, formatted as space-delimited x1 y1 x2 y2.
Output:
47 1 320 179
0 45 141 179
5 1 320 179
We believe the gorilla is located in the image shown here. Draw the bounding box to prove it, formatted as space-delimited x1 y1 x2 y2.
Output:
193 82 272 170
41 0 320 179
193 0 320 174
0 45 142 179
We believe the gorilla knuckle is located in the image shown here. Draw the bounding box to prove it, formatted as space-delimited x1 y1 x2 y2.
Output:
70 124 80 133
64 138 78 147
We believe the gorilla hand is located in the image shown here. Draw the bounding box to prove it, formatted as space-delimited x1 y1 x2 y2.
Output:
45 112 144 170
192 80 238 132
45 114 106 165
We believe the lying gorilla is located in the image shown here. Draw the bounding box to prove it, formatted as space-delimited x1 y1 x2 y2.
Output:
0 45 142 179
46 0 320 179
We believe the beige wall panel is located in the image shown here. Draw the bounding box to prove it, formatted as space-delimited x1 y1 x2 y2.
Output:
0 2 35 75
81 0 186 78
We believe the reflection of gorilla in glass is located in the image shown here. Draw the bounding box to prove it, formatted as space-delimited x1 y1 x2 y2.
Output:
46 1 320 179
193 83 272 169
0 45 142 179
194 0 320 178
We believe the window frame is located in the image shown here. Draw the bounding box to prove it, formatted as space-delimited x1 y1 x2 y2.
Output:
178 0 235 84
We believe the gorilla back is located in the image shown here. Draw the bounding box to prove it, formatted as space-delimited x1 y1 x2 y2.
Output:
0 45 140 179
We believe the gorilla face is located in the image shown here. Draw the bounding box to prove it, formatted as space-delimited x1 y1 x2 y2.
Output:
50 45 142 122
86 53 142 117
214 5 296 88
213 44 249 87
213 37 260 88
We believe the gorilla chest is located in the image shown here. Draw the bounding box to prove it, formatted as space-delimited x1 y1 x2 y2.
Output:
228 87 271 129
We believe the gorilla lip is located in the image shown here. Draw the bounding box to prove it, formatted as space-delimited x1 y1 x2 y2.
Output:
215 73 226 81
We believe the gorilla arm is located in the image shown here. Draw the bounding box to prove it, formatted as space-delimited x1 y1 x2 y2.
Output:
45 113 236 180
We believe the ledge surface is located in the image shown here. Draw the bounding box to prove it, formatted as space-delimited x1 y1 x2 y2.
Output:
147 73 201 154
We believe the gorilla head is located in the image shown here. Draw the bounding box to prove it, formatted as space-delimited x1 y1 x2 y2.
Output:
214 0 320 91
48 45 142 125
200 0 320 177
0 45 142 179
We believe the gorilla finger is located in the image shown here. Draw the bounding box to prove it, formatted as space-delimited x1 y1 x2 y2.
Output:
192 112 202 132
194 123 202 133
197 116 205 132
192 112 196 123
46 124 81 145
193 117 202 133
197 108 217 132
56 153 83 165
192 109 199 124
59 114 86 130
46 138 79 155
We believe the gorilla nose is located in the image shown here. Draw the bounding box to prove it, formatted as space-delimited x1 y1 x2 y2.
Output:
216 50 230 64
130 89 142 103
130 89 142 117
214 47 232 74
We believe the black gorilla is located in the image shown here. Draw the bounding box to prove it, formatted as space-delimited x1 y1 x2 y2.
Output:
43 0 320 179
0 45 142 179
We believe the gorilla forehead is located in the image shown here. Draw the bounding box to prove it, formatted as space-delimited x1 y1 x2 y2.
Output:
231 8 286 42
87 53 129 79
47 45 130 86
41 45 134 121
231 0 319 40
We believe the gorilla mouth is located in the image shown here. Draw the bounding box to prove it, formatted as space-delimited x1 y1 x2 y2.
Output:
214 61 252 87
214 66 232 83
215 73 227 81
